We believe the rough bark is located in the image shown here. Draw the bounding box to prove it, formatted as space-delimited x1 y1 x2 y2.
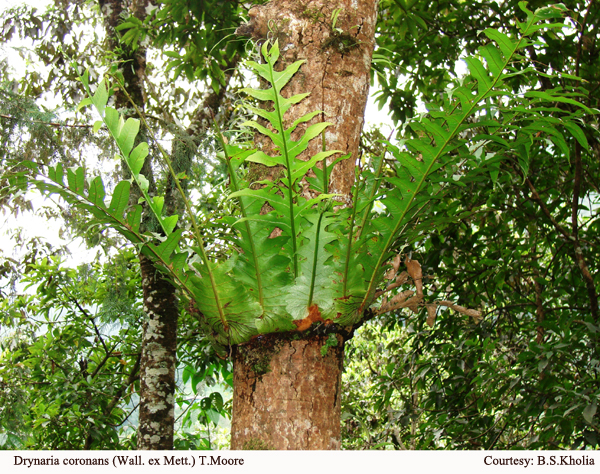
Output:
137 253 178 449
231 0 378 449
231 333 345 450
238 0 378 201
98 0 180 449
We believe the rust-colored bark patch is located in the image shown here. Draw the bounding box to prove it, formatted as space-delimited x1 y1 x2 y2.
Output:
292 304 324 331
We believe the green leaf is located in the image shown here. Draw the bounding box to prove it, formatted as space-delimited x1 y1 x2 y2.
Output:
465 57 491 90
484 29 516 58
88 176 106 207
162 215 178 235
151 196 164 216
91 80 109 115
163 51 181 59
104 107 121 137
583 401 597 424
66 167 85 196
126 205 142 232
128 142 148 176
92 120 104 134
153 229 184 261
48 163 64 185
77 97 92 112
287 211 339 320
562 121 588 150
118 118 140 157
480 44 505 77
525 91 595 114
245 150 279 167
108 181 131 217
189 260 262 351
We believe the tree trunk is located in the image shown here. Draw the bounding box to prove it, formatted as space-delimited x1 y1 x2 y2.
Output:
99 0 179 449
231 333 345 449
231 0 378 449
136 253 179 449
100 0 242 448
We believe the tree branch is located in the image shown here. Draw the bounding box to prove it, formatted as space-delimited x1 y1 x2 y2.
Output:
523 176 572 241
521 171 599 322
0 114 92 128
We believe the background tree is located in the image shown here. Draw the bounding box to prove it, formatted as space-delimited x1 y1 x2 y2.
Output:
0 249 143 449
1 0 244 449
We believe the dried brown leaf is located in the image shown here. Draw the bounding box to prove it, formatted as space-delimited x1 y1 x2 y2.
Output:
437 301 483 323
395 271 409 286
426 303 437 327
405 256 423 296
385 253 403 280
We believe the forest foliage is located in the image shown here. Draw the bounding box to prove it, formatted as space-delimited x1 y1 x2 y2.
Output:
0 0 599 450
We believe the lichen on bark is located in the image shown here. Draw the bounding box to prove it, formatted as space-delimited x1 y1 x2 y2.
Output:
137 253 178 450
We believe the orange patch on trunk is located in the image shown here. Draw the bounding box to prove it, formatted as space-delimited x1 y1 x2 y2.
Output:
292 304 324 331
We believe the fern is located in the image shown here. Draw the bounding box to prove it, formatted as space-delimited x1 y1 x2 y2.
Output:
10 3 591 355
238 41 340 278
347 4 582 317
